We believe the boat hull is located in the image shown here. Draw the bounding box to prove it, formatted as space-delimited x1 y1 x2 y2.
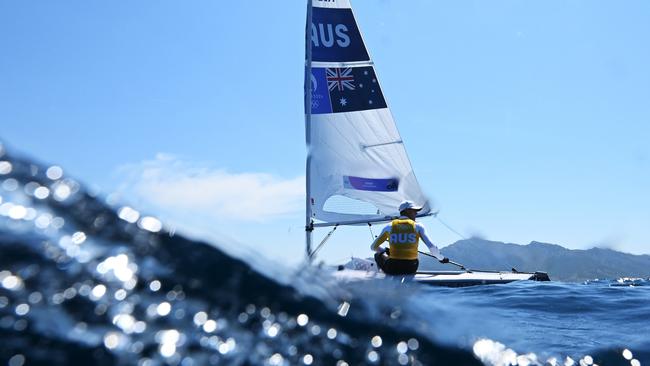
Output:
334 269 550 287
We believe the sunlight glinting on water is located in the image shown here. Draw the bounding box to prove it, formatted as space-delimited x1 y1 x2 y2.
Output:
1 146 649 365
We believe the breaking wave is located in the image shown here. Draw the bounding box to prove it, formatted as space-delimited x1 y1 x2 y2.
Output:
0 142 648 366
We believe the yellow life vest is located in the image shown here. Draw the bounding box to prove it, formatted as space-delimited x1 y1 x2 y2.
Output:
388 219 420 260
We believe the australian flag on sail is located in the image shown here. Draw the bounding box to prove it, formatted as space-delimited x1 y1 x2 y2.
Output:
311 66 387 114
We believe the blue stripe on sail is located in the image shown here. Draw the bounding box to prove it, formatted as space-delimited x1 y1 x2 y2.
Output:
311 66 387 115
344 176 399 192
311 7 369 62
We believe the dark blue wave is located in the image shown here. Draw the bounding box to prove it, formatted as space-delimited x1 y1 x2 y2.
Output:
1 142 648 366
0 144 481 365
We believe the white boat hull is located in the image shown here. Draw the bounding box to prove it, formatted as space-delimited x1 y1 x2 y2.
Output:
334 268 550 287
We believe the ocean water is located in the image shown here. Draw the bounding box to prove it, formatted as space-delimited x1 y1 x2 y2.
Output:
0 145 649 366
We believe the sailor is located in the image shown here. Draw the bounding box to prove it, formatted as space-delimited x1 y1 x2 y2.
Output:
371 200 449 275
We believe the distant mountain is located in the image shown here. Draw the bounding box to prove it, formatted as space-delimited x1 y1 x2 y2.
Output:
418 238 650 282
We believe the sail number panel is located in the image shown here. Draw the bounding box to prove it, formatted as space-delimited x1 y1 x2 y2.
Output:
310 7 369 62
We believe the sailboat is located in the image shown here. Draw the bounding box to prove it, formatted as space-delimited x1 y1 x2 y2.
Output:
303 0 549 286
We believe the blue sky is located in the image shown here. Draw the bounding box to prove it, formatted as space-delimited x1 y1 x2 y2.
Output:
1 1 649 264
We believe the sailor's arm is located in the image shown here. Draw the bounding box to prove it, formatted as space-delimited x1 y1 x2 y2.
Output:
416 224 446 261
370 226 390 252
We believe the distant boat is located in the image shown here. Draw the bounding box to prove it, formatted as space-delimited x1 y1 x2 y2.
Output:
303 0 549 286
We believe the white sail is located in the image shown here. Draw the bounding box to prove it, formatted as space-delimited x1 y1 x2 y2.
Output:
305 0 430 226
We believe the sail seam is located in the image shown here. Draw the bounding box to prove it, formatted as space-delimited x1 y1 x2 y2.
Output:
311 61 374 68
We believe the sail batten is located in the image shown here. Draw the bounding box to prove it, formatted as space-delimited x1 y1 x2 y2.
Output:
305 0 430 226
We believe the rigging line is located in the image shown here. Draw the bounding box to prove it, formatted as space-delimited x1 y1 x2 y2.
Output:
367 222 377 241
309 224 338 260
435 215 467 240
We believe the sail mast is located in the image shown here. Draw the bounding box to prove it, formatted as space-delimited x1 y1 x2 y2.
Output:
304 0 314 260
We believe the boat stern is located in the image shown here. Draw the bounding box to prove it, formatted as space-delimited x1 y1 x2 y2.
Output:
531 271 551 281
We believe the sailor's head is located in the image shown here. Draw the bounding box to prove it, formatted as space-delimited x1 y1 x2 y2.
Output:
399 200 422 220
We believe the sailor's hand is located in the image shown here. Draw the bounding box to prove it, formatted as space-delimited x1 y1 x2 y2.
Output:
377 247 387 254
439 257 450 264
